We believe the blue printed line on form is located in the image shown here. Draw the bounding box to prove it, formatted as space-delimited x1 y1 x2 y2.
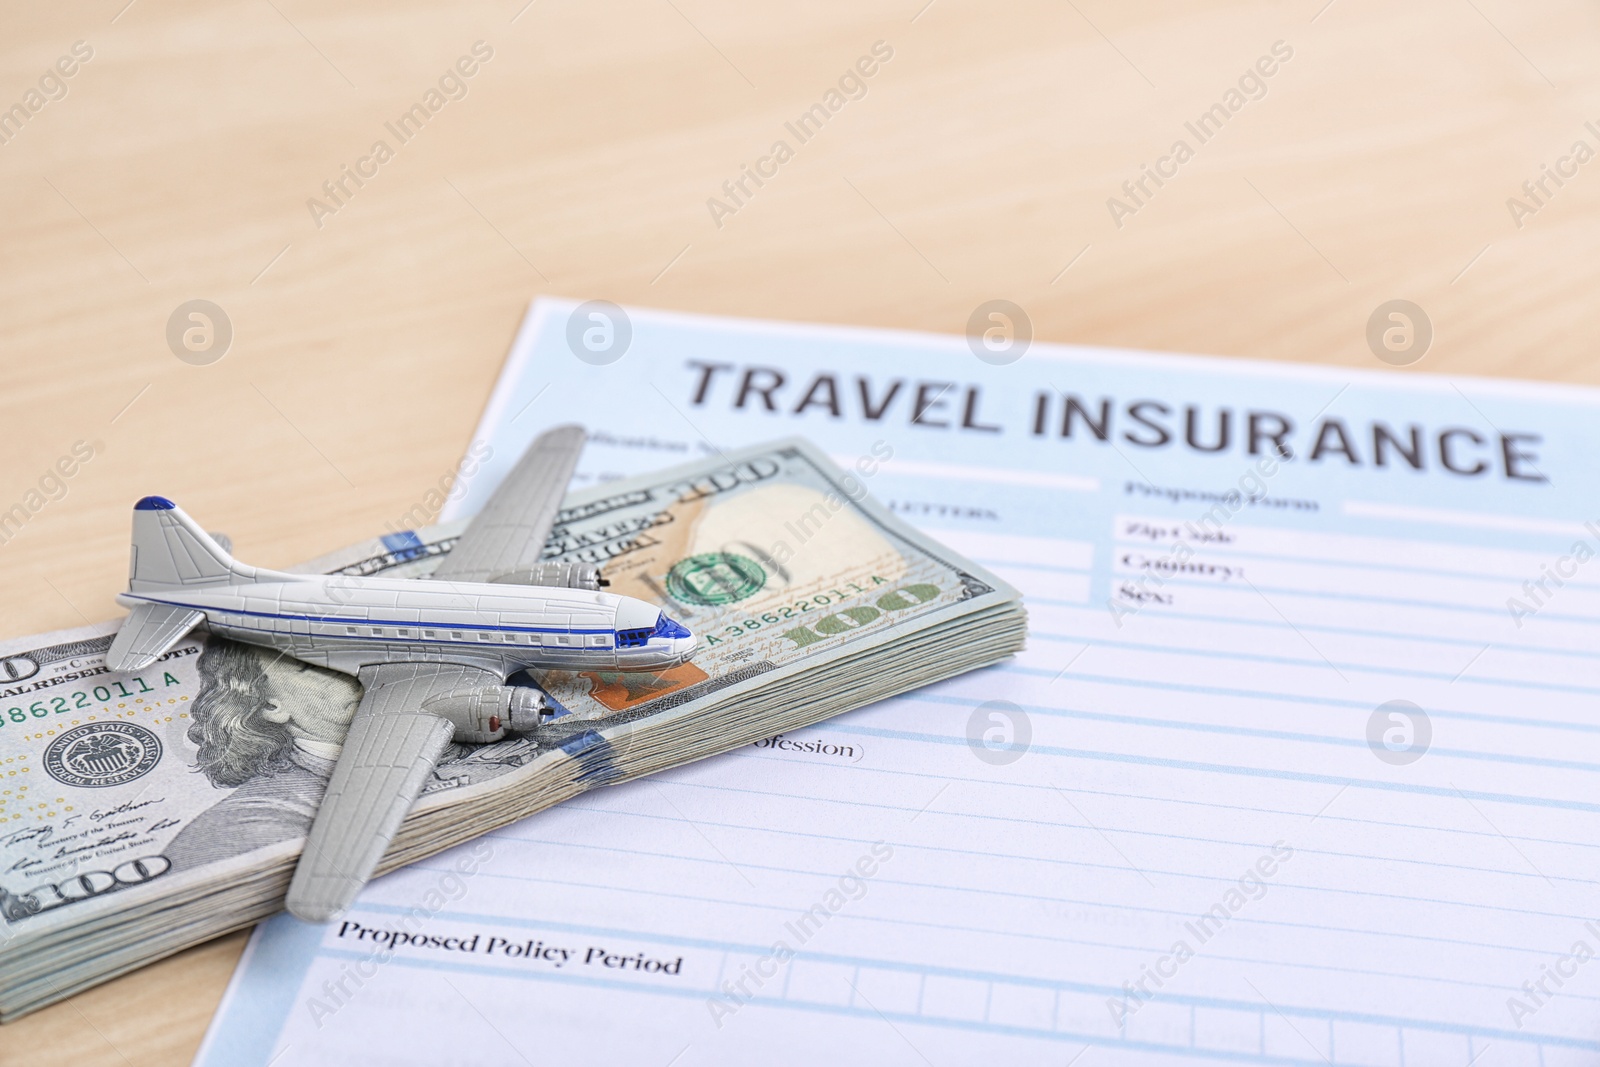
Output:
903 689 1600 775
403 870 1600 1011
996 662 1600 736
1101 539 1600 591
1038 594 1600 666
483 819 1600 934
821 720 1600 814
480 829 1595 970
323 908 1600 1052
722 742 1600 854
1022 623 1600 698
581 769 1587 890
1081 571 1600 628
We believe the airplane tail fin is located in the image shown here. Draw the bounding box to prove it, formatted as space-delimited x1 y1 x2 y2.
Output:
127 496 256 591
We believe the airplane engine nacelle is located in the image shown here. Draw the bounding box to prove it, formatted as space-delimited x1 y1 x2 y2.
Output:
421 686 550 744
488 562 607 590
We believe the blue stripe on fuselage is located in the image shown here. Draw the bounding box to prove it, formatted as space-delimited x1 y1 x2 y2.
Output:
124 594 615 637
205 626 629 653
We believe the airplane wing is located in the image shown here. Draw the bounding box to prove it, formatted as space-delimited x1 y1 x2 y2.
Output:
430 423 585 584
285 663 495 922
106 602 206 672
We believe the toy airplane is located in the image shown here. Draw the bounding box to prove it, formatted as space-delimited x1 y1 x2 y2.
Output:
104 425 696 921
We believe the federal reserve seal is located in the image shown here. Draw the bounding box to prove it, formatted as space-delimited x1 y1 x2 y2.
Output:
44 722 162 788
665 552 766 606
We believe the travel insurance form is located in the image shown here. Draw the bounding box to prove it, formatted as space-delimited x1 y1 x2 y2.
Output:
200 299 1600 1066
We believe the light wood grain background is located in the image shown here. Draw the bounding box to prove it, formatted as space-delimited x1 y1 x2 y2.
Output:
4 0 1596 1061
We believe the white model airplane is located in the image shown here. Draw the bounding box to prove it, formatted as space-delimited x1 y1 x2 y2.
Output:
104 426 696 921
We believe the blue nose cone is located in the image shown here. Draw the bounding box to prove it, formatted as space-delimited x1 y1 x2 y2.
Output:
135 496 176 511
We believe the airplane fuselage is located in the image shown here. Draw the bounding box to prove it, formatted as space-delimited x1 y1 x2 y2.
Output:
116 571 695 677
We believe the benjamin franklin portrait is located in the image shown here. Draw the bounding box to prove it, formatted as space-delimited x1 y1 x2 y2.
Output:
164 640 361 871
164 638 537 873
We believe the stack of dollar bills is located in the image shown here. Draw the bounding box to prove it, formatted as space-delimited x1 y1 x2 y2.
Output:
0 438 1025 1020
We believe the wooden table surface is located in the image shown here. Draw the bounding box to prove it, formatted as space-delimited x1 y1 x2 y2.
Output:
4 0 1597 1061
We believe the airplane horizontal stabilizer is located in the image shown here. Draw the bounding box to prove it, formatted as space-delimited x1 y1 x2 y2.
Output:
106 601 206 672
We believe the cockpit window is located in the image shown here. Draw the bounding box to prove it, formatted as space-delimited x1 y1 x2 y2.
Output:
615 613 689 647
652 613 691 639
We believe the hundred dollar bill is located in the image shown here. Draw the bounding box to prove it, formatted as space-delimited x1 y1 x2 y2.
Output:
0 437 1025 1019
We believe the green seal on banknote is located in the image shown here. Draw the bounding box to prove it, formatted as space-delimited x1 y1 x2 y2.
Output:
665 552 766 606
